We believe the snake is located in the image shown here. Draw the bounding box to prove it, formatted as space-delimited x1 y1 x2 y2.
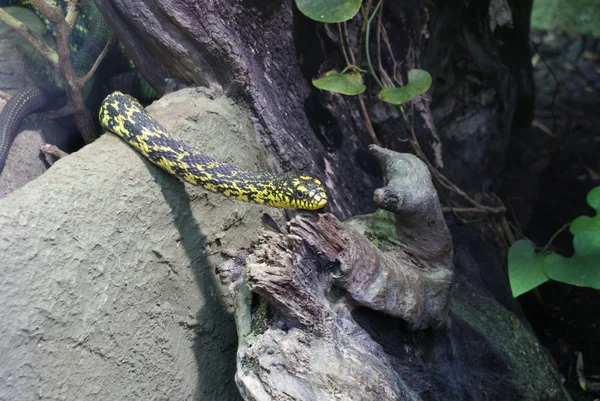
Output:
0 0 157 174
99 92 328 210
0 0 112 173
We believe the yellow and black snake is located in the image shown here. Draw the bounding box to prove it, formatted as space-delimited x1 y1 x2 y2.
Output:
99 92 328 210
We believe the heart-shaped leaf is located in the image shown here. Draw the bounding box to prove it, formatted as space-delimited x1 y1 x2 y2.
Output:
543 186 600 289
508 240 549 297
378 69 432 105
508 186 600 297
312 71 365 95
295 0 362 23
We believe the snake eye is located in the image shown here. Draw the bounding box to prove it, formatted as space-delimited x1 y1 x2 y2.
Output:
296 190 305 199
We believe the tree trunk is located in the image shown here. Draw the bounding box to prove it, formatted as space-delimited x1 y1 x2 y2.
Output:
0 0 567 400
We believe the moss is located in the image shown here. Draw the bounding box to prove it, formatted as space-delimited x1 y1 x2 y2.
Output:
251 297 270 335
451 279 564 398
344 209 402 252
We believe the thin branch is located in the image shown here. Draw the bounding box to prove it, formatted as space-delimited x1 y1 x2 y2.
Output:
376 4 394 88
398 106 506 215
441 207 491 213
42 104 79 119
342 22 356 65
40 144 69 159
380 23 403 86
357 96 380 145
78 32 115 85
0 90 11 101
338 23 352 66
30 0 98 144
0 8 59 68
500 216 516 245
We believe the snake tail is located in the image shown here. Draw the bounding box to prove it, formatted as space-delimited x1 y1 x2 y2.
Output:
99 91 328 210
0 86 64 171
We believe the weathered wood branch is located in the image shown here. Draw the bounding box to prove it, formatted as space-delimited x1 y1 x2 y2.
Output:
0 7 59 67
31 0 97 144
219 145 563 401
219 146 455 399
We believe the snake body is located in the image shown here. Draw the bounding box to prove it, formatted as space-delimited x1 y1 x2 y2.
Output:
99 92 327 210
0 0 112 172
0 0 157 174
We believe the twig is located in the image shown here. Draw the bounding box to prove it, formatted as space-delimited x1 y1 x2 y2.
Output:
532 119 554 137
338 21 377 144
500 216 516 245
0 8 59 68
379 23 403 86
42 104 79 119
338 23 351 66
398 106 506 215
29 0 98 144
341 23 356 66
40 144 69 159
357 96 380 145
78 31 115 86
0 90 11 101
442 207 498 214
376 4 393 87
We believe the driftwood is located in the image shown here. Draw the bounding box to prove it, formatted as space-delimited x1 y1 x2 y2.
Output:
220 146 562 401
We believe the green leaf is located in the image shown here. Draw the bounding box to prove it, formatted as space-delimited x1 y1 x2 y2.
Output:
312 71 365 95
508 186 600 296
543 233 600 289
378 69 432 105
543 186 600 289
508 240 549 297
295 0 361 23
570 186 600 237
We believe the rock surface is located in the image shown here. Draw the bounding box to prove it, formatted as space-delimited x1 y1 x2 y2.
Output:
0 87 285 401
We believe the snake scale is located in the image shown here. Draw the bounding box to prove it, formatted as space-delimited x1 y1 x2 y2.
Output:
99 92 328 210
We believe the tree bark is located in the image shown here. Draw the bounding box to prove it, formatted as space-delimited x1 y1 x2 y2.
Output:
0 0 566 399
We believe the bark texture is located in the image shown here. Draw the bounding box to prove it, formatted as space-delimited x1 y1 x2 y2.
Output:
219 146 562 401
92 0 535 214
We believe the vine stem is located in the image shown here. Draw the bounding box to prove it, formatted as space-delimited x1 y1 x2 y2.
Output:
364 0 384 89
540 223 570 254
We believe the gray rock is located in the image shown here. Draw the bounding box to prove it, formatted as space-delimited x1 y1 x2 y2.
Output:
0 87 283 401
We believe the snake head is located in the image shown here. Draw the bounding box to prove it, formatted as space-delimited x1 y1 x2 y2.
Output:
284 175 328 211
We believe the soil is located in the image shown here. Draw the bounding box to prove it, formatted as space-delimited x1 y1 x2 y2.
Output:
516 29 600 399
